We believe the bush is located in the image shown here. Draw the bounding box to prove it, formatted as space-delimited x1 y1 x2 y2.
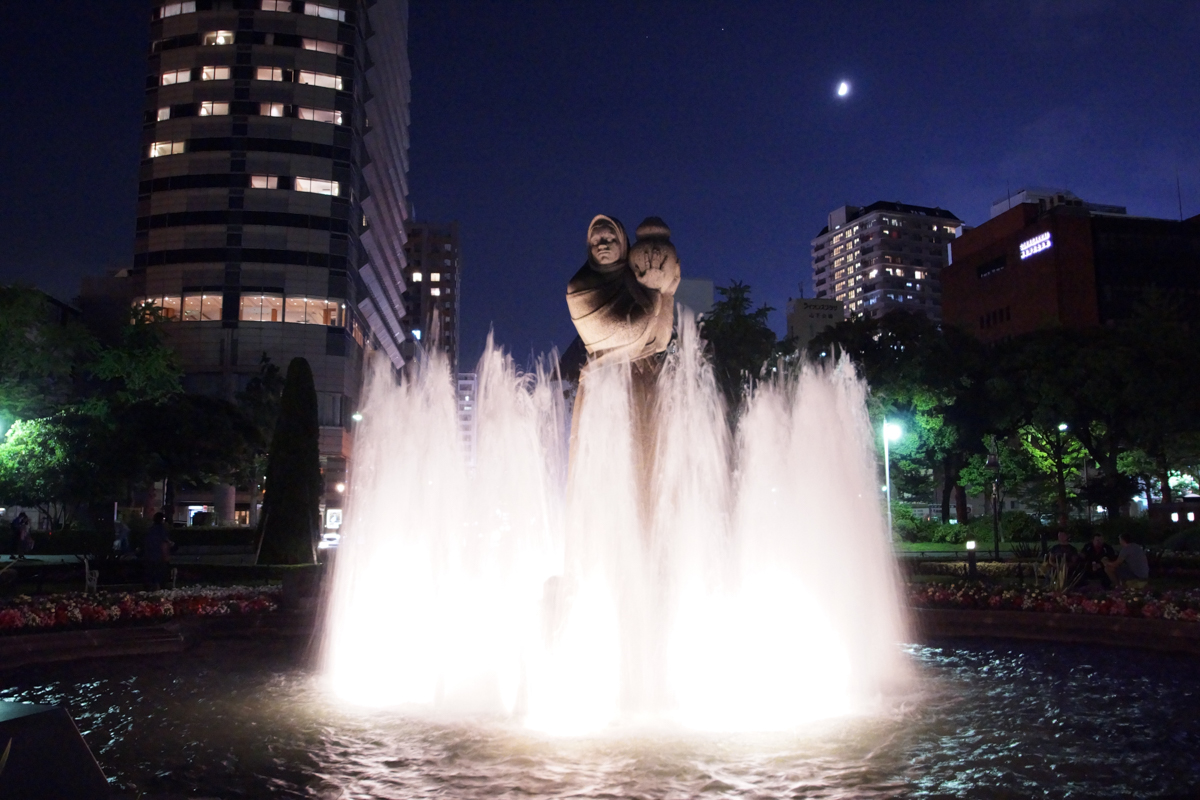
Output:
1163 527 1200 552
930 520 973 544
1002 511 1046 543
1095 516 1173 547
893 504 940 543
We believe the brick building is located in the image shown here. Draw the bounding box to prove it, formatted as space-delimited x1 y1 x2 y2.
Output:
943 201 1200 342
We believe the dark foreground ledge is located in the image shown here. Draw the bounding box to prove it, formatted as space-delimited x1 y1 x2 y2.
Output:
0 611 317 672
913 607 1200 655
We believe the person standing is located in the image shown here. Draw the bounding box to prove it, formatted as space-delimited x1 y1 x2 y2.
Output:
142 512 174 589
113 519 132 556
10 513 32 560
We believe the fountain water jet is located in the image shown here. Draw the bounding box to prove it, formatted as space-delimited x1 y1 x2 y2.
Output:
323 312 909 733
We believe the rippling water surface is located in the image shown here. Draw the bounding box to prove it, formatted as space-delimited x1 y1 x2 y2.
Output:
3 639 1200 798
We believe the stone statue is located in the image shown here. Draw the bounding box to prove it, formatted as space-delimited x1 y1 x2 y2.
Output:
566 215 681 364
565 215 683 533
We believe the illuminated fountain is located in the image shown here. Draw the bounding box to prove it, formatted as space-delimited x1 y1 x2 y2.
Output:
323 218 908 735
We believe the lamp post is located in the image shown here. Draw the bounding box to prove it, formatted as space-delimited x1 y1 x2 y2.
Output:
986 451 1001 561
966 539 978 580
883 421 903 539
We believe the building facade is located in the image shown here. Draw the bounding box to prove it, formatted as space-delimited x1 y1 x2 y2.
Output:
989 186 1126 220
401 221 461 372
456 372 477 468
785 297 843 351
812 202 962 321
105 0 412 524
943 201 1200 343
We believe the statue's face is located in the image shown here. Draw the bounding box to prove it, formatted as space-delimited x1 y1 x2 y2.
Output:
588 224 623 266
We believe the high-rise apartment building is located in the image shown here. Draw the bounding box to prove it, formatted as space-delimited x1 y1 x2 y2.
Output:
812 202 962 321
103 0 412 524
401 221 461 372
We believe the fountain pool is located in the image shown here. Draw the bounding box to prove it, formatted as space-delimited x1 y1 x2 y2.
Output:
6 638 1200 798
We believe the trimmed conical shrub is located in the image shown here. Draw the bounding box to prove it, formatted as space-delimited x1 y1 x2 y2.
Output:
256 357 321 564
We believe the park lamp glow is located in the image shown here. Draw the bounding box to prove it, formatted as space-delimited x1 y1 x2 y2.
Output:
351 412 363 422
1058 422 1068 432
884 422 902 441
966 540 976 550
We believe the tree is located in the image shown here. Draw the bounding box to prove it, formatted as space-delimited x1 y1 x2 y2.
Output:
700 281 776 407
1120 293 1200 504
0 286 95 422
256 357 321 564
236 355 286 522
86 302 182 412
809 311 992 523
118 394 260 516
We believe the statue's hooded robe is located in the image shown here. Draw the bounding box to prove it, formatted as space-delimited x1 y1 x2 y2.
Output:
566 215 656 358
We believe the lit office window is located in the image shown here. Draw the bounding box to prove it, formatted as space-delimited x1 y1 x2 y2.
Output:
182 293 221 321
430 272 440 282
256 67 285 82
297 71 343 90
430 288 441 297
201 66 231 81
157 107 171 121
161 69 191 85
260 102 285 117
411 272 422 282
149 140 186 157
304 3 346 21
203 30 235 46
301 38 344 55
280 296 342 325
260 0 289 10
297 107 342 124
240 293 284 322
199 101 230 116
250 175 279 189
294 177 339 196
158 2 196 18
160 296 182 320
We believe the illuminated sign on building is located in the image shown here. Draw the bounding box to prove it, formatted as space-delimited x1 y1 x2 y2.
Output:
1019 232 1052 259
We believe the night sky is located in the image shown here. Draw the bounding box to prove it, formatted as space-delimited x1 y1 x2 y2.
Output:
2 1 1198 367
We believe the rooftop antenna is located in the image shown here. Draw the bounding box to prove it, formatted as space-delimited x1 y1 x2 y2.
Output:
1178 168 1185 222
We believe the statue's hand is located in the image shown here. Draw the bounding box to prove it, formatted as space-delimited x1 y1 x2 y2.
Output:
626 270 657 314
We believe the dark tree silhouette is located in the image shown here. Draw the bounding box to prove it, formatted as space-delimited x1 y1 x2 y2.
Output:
257 357 321 564
700 281 776 408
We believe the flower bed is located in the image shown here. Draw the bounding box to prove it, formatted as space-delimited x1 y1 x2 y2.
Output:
909 582 1200 622
0 586 281 634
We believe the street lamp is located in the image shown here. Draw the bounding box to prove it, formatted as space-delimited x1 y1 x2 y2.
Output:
883 421 903 539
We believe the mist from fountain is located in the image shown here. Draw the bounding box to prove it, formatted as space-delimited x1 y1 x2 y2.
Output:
323 314 908 734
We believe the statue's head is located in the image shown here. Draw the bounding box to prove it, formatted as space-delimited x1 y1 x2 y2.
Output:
587 215 628 271
629 217 681 294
